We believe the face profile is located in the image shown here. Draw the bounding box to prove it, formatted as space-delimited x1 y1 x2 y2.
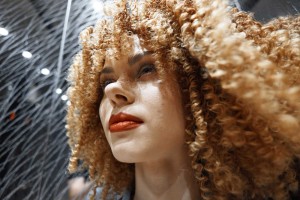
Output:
66 1 300 199
99 35 186 164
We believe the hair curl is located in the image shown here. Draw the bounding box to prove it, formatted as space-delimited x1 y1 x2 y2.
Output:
66 0 300 199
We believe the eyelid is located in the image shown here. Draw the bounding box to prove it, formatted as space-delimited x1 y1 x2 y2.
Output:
100 58 155 90
137 63 156 78
100 72 116 90
100 79 114 90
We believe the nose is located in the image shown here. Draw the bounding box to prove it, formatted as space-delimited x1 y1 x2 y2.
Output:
104 80 135 107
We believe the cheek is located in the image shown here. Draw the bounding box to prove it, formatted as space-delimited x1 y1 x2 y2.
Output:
161 81 185 126
99 99 112 145
161 79 183 110
146 82 184 126
99 99 108 128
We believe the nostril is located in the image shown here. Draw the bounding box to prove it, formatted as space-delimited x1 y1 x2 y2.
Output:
116 94 127 102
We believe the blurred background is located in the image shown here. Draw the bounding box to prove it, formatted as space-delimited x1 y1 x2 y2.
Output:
0 0 299 199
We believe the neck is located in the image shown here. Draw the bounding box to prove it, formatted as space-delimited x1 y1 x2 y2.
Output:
133 153 200 200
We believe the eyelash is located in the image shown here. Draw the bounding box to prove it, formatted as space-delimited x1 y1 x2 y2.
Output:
100 79 115 90
100 63 156 90
137 63 156 78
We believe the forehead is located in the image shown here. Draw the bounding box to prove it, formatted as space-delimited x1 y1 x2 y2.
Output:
104 35 148 65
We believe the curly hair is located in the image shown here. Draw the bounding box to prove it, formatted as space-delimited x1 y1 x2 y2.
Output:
66 0 300 199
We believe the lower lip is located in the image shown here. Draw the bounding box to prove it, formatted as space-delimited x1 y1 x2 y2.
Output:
109 121 142 132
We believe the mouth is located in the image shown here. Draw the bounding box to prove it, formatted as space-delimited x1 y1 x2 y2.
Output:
109 112 143 132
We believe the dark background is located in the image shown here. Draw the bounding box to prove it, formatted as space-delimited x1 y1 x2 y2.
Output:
0 0 299 199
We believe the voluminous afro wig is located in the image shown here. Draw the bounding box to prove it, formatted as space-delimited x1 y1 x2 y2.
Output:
66 0 300 199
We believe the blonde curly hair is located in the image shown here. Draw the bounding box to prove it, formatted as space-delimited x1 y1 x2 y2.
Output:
66 0 300 199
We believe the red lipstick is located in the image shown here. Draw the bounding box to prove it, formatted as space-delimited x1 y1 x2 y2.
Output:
109 112 143 132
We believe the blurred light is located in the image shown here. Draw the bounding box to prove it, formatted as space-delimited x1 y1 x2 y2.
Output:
67 100 71 106
22 51 32 59
56 88 62 94
41 68 50 75
0 27 9 36
61 95 68 101
91 0 104 12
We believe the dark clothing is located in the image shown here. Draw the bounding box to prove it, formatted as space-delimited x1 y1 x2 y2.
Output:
85 187 133 200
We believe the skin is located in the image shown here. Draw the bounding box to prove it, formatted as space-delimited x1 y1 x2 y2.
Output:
99 35 200 200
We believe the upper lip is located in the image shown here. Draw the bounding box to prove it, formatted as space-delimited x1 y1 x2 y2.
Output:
109 112 143 126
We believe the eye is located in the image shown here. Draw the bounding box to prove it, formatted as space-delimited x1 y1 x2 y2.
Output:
137 63 156 78
100 79 115 90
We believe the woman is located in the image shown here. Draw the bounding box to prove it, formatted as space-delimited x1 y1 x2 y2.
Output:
66 0 300 199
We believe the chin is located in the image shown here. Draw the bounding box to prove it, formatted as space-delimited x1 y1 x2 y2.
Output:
111 145 141 163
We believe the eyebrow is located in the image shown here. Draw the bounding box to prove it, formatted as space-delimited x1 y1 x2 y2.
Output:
100 51 153 75
128 51 152 66
100 67 113 75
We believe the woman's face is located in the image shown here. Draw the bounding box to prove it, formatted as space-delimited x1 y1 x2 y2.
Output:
99 36 186 163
